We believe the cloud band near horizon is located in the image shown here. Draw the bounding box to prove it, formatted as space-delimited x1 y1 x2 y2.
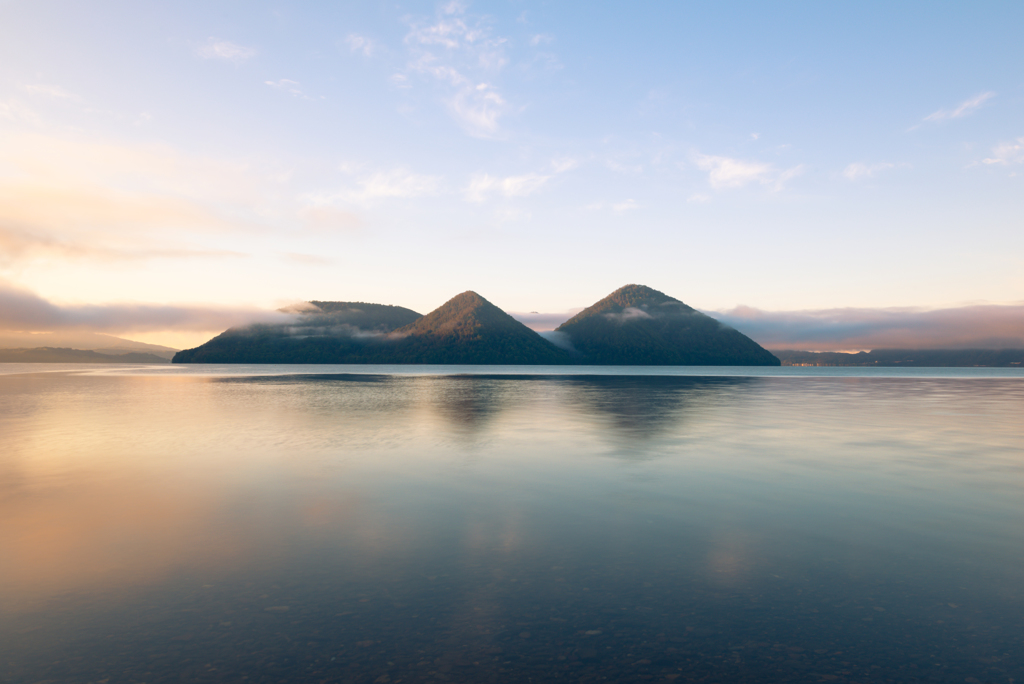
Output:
0 281 289 334
3 281 1022 351
712 304 1024 351
513 304 1024 351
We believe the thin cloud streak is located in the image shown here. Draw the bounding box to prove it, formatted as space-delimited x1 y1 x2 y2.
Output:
403 3 511 137
197 39 256 63
265 79 304 96
345 34 376 57
465 172 549 202
712 304 1024 351
23 84 80 101
0 129 371 264
311 167 442 205
982 137 1024 166
694 153 803 191
923 91 995 123
0 281 288 334
843 162 895 180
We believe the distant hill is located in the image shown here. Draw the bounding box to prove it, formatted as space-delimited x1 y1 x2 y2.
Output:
384 291 571 364
0 347 170 364
0 331 178 359
555 285 780 366
172 301 423 363
774 349 1024 367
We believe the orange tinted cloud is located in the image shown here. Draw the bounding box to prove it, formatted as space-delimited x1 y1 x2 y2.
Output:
0 130 358 266
0 280 285 333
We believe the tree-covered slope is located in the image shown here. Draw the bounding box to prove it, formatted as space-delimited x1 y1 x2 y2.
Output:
172 301 422 363
556 284 780 366
385 291 572 364
172 295 570 364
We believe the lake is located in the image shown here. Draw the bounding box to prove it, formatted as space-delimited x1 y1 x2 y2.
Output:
1 364 1023 683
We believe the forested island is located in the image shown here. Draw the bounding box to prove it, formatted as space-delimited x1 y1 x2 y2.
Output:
173 285 781 366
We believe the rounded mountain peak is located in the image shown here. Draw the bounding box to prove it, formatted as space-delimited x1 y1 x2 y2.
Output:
448 291 488 306
605 284 679 308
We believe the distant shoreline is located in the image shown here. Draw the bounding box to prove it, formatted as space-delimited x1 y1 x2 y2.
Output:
0 348 171 364
772 349 1024 368
5 346 1024 368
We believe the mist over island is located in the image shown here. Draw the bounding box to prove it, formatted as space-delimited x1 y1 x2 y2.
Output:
2 279 1022 367
172 285 781 366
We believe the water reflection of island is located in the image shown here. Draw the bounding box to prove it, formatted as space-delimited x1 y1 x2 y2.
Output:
555 375 750 441
219 373 754 444
417 374 753 444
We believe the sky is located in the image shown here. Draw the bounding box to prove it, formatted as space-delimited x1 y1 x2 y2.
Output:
1 1 1022 350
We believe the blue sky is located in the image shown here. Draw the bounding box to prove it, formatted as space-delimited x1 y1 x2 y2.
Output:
1 1 1022 348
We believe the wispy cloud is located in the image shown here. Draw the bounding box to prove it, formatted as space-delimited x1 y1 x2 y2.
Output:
981 137 1024 166
922 91 995 123
0 98 42 125
197 38 256 63
711 303 1024 351
0 129 322 266
843 162 896 181
310 167 442 205
606 159 643 174
465 172 549 202
550 157 578 173
402 4 511 137
297 205 361 232
694 153 802 191
23 84 80 101
0 280 286 334
265 79 304 96
282 252 333 266
345 34 376 57
464 157 576 203
584 199 639 212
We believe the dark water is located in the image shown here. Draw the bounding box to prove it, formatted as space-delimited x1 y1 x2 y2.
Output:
1 366 1023 683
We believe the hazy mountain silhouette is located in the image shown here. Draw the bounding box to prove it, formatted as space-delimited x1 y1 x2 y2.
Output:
0 347 170 363
555 285 780 366
0 331 178 359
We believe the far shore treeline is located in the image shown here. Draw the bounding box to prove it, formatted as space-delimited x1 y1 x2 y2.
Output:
172 285 782 366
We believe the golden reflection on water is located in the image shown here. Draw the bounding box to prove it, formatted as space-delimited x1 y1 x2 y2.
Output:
2 370 1023 617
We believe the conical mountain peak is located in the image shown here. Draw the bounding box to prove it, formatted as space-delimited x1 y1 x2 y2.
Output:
555 284 779 366
606 284 675 307
389 291 571 364
559 284 695 329
394 290 515 338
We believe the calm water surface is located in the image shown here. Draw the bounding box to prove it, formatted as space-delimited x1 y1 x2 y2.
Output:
1 365 1023 683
